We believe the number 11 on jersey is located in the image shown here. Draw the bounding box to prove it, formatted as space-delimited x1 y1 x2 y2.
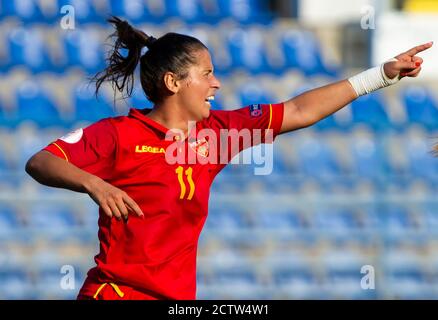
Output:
175 166 195 200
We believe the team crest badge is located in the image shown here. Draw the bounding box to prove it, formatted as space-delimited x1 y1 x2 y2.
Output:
250 104 262 117
189 137 209 157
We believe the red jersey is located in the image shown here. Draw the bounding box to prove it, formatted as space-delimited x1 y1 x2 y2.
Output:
44 103 284 299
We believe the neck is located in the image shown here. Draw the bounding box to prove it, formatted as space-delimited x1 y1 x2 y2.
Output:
147 101 195 137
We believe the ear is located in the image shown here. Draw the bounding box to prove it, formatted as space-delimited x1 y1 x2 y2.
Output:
163 72 181 94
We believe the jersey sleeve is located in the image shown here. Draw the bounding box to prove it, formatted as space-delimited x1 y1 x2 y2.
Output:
206 103 284 163
43 118 117 178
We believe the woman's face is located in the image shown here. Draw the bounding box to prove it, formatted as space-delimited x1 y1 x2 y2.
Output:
177 49 221 121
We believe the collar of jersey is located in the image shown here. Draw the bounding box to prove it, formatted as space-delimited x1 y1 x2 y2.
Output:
129 108 198 141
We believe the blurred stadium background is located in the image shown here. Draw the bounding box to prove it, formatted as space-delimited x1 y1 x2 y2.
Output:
0 0 438 299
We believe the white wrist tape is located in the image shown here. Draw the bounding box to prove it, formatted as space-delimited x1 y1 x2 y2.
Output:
348 58 400 97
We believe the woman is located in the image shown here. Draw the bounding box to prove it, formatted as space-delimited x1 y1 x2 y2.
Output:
25 16 431 300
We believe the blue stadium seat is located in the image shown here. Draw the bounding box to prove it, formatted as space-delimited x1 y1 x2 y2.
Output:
213 266 257 285
402 86 438 130
57 0 102 24
195 0 222 24
313 209 358 234
351 92 391 131
0 267 33 299
0 144 9 171
321 251 375 298
109 0 155 24
7 28 53 73
422 203 438 231
77 201 99 230
314 114 340 131
15 81 61 128
63 30 105 74
255 209 302 230
383 253 432 298
165 0 203 23
217 0 272 24
205 206 247 230
1 0 44 23
246 146 289 176
73 83 116 123
129 86 153 110
405 134 438 180
35 264 82 299
15 124 49 171
281 30 338 77
380 207 414 234
28 204 78 232
0 206 20 235
272 263 323 299
350 132 389 180
226 29 270 74
296 137 342 179
237 82 274 106
355 207 382 231
0 101 15 128
273 266 315 285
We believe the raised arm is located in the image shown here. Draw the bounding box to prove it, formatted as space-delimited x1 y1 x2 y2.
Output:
279 42 433 134
26 150 143 221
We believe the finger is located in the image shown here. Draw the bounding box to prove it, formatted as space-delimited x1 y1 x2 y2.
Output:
405 67 422 77
401 66 421 77
114 196 129 221
397 60 417 70
412 56 423 65
405 41 433 56
108 199 122 220
100 203 113 219
123 195 144 217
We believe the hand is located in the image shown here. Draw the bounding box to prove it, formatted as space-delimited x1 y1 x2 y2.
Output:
383 41 433 79
86 176 144 221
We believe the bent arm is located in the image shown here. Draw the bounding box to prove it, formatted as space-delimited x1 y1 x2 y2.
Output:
25 150 100 193
25 150 144 220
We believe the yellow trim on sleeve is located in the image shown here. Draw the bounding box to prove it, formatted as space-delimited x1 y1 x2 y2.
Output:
93 283 107 299
92 282 125 299
267 104 273 130
109 283 125 298
52 142 69 162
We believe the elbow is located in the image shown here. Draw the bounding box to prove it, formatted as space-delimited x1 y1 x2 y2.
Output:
25 152 43 178
283 101 320 132
296 114 320 130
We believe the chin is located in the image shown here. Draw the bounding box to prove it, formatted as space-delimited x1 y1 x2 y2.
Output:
200 106 210 120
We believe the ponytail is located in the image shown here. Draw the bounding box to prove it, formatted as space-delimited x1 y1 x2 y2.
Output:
94 16 156 98
94 16 207 105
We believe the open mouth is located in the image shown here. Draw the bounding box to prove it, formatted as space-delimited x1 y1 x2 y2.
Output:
205 96 215 105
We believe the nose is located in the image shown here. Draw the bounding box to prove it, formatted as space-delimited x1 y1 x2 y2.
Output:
211 75 221 90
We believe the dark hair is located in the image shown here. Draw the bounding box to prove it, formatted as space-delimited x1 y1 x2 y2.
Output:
94 16 207 104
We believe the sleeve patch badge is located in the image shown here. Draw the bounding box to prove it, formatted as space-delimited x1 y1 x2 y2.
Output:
60 128 83 144
250 104 262 117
